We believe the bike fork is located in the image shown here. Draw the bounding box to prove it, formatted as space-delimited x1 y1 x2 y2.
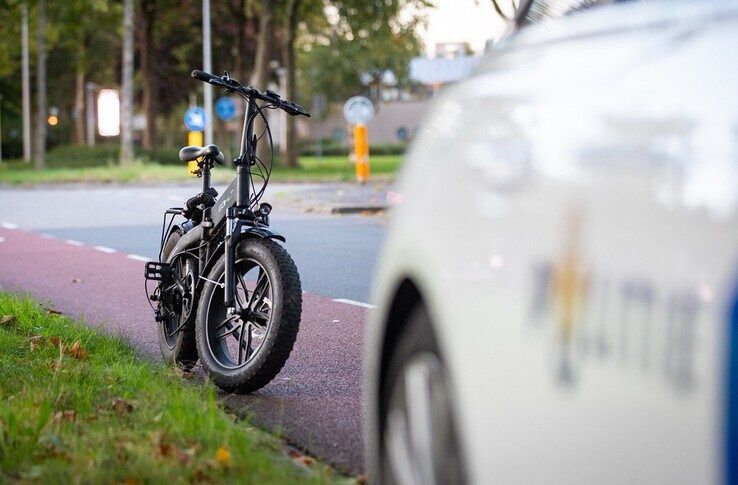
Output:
225 209 237 310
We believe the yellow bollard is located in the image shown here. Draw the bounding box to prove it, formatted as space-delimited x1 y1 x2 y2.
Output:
187 131 203 176
353 124 370 183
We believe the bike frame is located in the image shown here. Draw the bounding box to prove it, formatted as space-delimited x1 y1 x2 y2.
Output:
176 95 279 314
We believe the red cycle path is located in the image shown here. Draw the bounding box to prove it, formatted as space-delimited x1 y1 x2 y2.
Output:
0 226 367 475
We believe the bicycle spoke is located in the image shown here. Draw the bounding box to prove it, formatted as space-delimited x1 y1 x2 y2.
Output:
237 322 252 365
250 309 269 327
235 273 249 309
248 271 269 311
214 313 239 332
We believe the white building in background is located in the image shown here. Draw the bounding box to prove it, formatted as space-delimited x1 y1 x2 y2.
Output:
304 43 482 145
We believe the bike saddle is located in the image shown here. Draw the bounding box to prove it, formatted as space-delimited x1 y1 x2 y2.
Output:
178 144 225 165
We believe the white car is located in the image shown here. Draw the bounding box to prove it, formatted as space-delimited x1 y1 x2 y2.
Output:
364 1 738 484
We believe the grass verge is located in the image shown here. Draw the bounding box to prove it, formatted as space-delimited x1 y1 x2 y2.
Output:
0 155 402 186
0 292 336 483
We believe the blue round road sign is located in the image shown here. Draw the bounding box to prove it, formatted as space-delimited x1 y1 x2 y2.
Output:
215 97 237 121
184 107 207 132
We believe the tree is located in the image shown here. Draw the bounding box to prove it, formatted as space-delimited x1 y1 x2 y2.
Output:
34 0 46 168
298 0 428 104
139 0 158 151
280 0 301 168
120 0 134 165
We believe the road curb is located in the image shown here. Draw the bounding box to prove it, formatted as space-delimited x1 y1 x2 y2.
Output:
329 205 388 215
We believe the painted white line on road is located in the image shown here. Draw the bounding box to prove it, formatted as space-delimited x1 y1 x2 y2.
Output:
93 246 117 254
65 239 84 246
1 222 18 229
127 254 151 262
333 298 376 309
0 236 5 243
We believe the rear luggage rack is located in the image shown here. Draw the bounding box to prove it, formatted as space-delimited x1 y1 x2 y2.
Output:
145 261 172 282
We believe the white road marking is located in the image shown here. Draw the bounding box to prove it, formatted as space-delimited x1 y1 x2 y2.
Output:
332 298 376 309
0 236 5 243
1 222 18 229
127 254 151 262
65 239 84 246
168 195 181 202
93 246 117 254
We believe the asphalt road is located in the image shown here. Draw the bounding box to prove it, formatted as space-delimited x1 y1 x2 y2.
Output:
0 183 387 475
0 184 385 302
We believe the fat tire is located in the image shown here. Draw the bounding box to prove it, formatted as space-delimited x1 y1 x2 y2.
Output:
196 238 302 393
157 227 199 369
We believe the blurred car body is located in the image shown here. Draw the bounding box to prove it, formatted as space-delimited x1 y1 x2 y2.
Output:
364 1 738 484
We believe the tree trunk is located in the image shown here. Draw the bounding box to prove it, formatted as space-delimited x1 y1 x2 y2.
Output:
252 0 273 166
34 0 46 169
251 0 272 90
139 0 157 151
73 68 85 145
120 0 135 165
281 0 300 168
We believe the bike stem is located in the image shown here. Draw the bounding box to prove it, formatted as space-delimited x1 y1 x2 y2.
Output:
224 96 257 309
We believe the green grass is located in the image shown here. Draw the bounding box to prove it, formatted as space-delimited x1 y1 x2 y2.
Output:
0 153 402 185
0 292 338 483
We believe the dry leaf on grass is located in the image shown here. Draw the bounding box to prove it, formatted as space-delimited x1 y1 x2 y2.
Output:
50 336 61 347
1 315 15 326
53 410 76 422
66 340 87 360
287 449 315 466
111 398 134 416
47 308 64 316
157 442 190 464
29 335 45 351
215 446 232 466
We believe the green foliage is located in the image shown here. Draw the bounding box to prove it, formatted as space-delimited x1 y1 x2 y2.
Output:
298 0 430 103
0 146 403 184
0 292 336 483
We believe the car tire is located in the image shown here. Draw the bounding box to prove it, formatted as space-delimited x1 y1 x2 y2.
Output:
380 305 466 485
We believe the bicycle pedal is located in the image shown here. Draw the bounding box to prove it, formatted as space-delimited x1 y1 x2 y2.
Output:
145 261 172 282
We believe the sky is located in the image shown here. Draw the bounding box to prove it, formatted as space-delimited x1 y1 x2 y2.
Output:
415 0 511 56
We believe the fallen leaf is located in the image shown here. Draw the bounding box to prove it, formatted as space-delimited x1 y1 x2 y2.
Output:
0 315 15 326
29 335 45 351
288 449 315 466
356 474 370 484
170 444 190 464
215 446 232 465
72 278 83 283
112 398 134 416
50 336 61 347
67 340 87 360
122 478 140 485
47 308 64 315
53 410 76 422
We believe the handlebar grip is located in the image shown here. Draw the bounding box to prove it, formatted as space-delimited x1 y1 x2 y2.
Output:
283 101 310 117
191 70 219 84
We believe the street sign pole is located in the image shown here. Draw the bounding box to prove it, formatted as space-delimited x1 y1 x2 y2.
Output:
202 0 213 146
184 106 208 176
354 124 370 183
343 96 374 184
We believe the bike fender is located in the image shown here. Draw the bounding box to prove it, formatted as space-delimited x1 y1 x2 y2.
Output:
195 225 285 292
239 224 286 243
167 225 203 262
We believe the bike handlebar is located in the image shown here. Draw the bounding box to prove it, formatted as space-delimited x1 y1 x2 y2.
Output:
191 69 310 117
